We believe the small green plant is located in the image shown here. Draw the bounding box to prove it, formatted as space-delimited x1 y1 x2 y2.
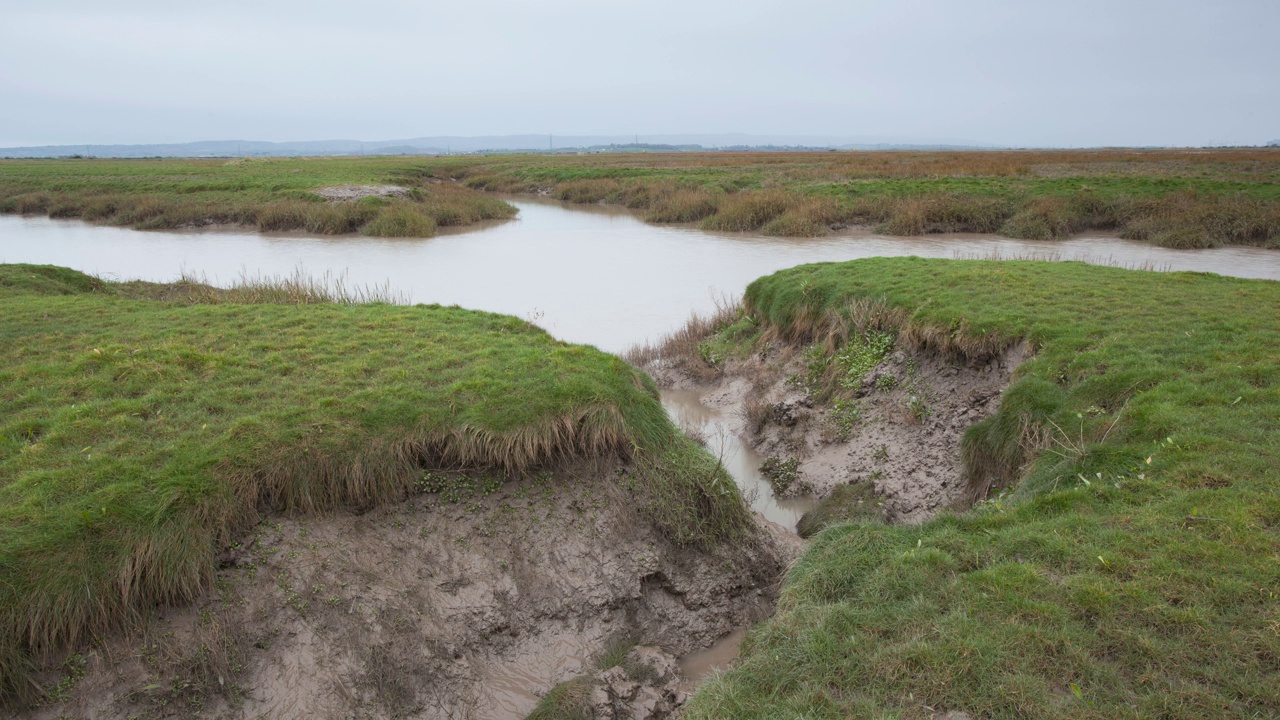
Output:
822 399 861 443
40 653 87 705
786 343 832 397
759 456 800 493
875 373 898 393
872 443 889 463
836 331 896 390
906 394 930 423
697 340 723 368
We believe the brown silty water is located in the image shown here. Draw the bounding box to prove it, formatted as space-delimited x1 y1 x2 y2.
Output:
6 199 1279 717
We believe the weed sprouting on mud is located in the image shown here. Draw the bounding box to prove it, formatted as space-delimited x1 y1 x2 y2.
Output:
759 456 800 493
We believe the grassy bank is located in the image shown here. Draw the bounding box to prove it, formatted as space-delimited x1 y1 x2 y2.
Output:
0 264 749 704
678 258 1280 719
438 149 1280 247
0 157 515 237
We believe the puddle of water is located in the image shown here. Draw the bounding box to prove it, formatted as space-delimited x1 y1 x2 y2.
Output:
661 388 818 533
678 626 747 692
2 198 1277 354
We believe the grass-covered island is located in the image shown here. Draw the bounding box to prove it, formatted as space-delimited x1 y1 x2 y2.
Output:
0 157 516 237
677 258 1280 718
3 149 1278 245
0 264 749 705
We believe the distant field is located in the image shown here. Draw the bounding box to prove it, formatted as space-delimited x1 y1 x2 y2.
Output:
2 149 1278 246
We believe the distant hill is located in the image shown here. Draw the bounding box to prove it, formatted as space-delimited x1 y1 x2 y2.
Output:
0 134 995 158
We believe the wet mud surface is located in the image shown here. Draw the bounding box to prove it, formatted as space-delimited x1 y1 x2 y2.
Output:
27 469 793 720
647 342 1024 525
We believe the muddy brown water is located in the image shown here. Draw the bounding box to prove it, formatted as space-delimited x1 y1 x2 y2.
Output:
4 199 1278 706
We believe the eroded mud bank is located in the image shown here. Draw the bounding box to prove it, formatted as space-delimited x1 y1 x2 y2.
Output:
646 342 1024 529
26 468 795 720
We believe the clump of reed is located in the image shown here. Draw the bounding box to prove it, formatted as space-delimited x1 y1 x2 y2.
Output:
362 204 438 237
554 178 624 204
699 189 794 232
421 182 517 226
625 297 742 381
761 197 846 236
644 187 720 223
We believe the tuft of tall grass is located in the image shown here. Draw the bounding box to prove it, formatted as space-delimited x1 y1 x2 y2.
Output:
700 189 794 232
255 201 311 231
644 187 720 223
362 204 438 237
303 202 378 234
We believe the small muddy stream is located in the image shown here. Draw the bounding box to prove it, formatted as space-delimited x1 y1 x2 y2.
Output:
662 388 818 532
4 200 1279 714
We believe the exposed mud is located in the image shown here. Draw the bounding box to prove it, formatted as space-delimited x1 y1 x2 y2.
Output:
26 467 793 720
645 342 1024 525
313 184 411 201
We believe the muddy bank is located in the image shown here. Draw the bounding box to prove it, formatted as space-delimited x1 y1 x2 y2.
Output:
26 468 793 720
646 342 1024 527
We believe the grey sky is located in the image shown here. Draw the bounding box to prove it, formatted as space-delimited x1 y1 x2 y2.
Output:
2 0 1277 148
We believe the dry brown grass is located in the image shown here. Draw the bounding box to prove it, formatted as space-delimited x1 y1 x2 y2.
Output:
624 299 741 380
699 189 794 232
644 187 720 223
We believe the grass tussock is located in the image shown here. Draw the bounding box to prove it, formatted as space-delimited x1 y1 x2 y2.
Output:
360 203 438 237
682 256 1280 719
525 676 593 720
699 189 794 232
0 264 748 706
624 298 743 381
794 481 881 538
643 187 720 223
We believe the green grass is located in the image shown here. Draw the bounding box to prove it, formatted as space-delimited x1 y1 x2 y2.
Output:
525 676 593 720
682 257 1280 719
0 157 514 236
795 481 882 539
0 264 750 705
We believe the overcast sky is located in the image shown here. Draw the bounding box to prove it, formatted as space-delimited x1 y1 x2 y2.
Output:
2 0 1277 148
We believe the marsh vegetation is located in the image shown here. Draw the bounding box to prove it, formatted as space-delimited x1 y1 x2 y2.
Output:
3 149 1279 246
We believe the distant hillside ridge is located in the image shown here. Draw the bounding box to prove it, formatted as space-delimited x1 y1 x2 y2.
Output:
0 134 996 158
